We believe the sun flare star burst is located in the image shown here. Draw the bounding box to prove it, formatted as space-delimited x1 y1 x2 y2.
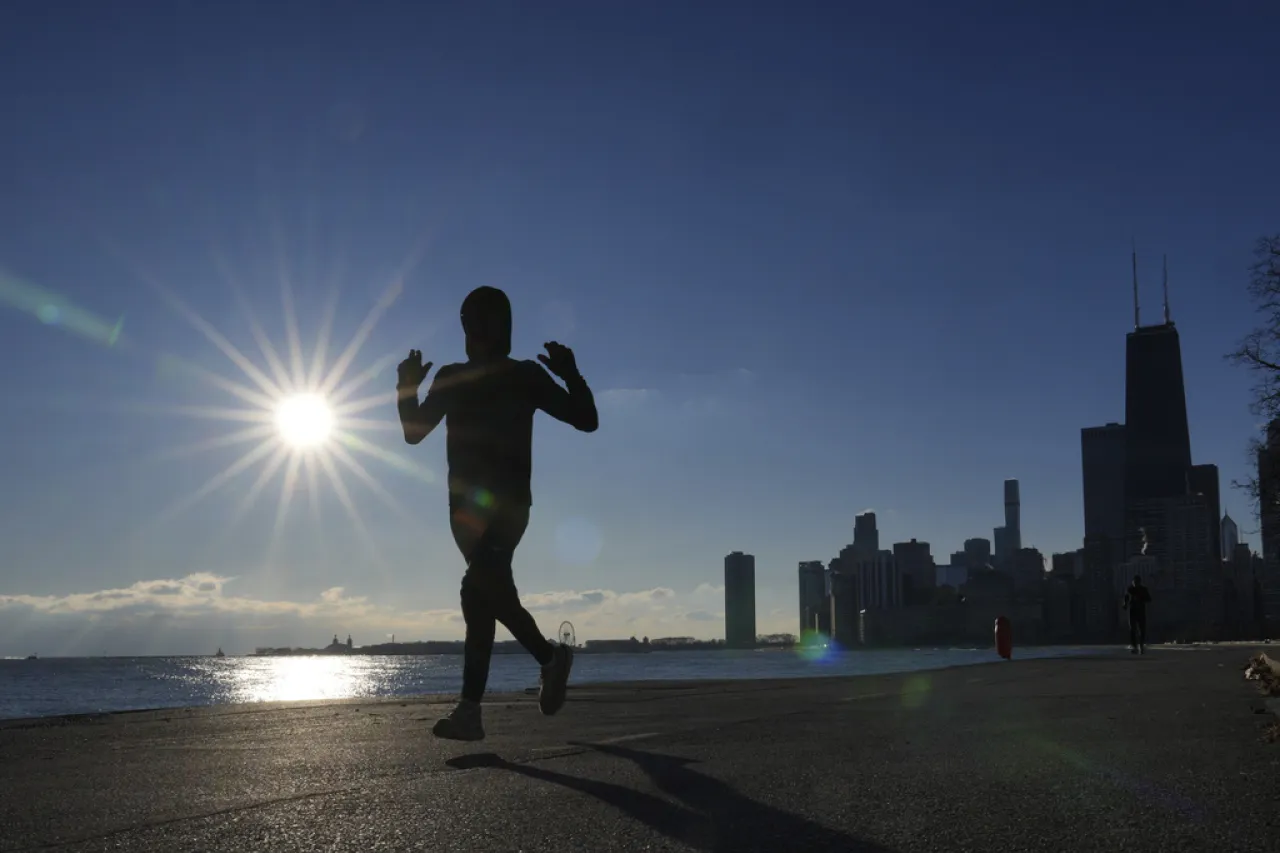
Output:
123 232 440 569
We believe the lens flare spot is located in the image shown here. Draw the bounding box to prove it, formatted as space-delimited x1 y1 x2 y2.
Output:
274 393 334 449
901 674 932 709
37 304 59 324
796 630 835 663
555 516 603 566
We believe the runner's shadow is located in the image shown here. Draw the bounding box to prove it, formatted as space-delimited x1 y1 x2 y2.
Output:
446 748 892 852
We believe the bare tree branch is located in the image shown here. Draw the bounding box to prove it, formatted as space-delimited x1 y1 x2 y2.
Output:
1226 234 1280 522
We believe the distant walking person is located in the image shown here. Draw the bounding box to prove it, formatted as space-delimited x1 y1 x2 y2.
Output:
1123 575 1152 654
397 286 598 741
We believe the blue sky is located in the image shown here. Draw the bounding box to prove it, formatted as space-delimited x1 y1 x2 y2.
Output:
0 1 1276 655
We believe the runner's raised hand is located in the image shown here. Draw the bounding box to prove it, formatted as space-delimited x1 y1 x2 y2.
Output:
537 341 579 380
397 349 433 388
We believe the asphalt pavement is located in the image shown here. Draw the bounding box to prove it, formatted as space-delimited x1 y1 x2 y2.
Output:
1 646 1277 852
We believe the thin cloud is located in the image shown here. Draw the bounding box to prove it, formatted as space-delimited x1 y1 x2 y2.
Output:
597 388 656 409
682 610 720 622
0 574 775 654
0 574 382 620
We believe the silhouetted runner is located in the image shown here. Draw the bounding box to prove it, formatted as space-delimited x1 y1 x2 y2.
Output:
397 286 598 741
1123 575 1152 654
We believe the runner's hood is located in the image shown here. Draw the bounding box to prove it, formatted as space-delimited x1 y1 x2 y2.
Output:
461 286 512 360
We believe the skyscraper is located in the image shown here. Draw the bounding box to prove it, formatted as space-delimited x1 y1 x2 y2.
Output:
892 539 934 604
1221 513 1240 561
993 526 1014 570
829 569 858 648
724 552 757 649
1123 322 1192 519
855 550 900 610
1081 423 1127 545
1004 479 1022 550
1187 464 1221 565
1011 547 1046 599
854 512 879 555
798 560 827 636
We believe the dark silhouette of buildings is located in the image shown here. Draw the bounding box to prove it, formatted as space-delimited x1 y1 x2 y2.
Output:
1119 293 1219 634
818 513 906 646
963 538 991 568
1050 550 1083 580
724 552 757 648
1011 547 1046 599
1072 254 1231 641
831 513 901 614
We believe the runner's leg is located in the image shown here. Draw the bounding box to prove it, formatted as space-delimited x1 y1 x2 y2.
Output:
430 502 498 740
460 577 498 702
451 502 509 700
481 504 554 666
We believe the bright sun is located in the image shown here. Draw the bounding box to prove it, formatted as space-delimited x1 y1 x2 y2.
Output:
274 393 334 449
131 234 449 559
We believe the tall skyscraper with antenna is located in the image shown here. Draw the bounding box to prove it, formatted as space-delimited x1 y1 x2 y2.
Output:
1123 251 1193 552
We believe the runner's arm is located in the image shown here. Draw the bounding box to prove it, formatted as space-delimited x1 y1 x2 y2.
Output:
398 365 454 444
531 362 598 432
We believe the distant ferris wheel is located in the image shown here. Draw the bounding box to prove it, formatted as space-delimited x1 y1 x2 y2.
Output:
559 621 576 647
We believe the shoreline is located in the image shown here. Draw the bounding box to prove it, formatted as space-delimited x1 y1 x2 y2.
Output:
0 644 1122 729
6 637 1267 662
4 639 1208 662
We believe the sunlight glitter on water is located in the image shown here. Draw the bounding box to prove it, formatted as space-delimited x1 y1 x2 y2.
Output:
229 656 374 703
187 655 454 705
0 646 1104 720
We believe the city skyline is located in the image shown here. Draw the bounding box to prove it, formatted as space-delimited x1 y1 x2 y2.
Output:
771 260 1267 649
0 3 1277 655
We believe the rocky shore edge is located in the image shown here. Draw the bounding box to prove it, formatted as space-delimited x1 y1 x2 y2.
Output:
1244 651 1280 741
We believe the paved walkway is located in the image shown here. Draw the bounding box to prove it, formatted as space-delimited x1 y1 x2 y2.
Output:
1 647 1275 851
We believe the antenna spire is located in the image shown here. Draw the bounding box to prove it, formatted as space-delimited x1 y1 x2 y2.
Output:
1132 240 1140 329
1162 254 1171 324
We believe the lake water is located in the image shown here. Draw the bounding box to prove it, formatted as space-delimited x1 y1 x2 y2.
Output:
0 646 1102 720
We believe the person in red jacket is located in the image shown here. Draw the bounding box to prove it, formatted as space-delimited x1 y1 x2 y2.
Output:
396 286 598 741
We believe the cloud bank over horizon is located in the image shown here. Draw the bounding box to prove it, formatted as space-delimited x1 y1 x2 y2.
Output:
0 573 791 657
